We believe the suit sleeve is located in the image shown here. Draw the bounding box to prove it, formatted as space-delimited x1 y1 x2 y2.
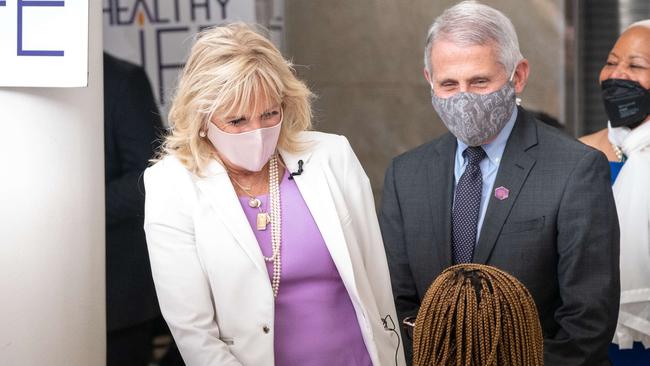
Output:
379 158 420 362
548 149 620 365
143 165 243 366
339 136 406 366
106 66 163 227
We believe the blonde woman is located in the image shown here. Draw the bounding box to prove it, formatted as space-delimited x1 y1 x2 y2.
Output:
143 23 405 366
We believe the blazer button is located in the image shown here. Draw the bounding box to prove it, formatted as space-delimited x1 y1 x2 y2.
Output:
263 326 270 334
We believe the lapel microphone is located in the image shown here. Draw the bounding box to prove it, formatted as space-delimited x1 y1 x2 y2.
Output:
288 160 304 180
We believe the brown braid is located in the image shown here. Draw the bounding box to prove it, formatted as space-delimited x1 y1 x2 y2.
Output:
412 264 544 366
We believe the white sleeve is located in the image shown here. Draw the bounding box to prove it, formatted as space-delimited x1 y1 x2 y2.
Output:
144 164 243 366
339 136 406 365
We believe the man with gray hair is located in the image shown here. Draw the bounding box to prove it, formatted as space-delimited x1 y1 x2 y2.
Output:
380 1 620 364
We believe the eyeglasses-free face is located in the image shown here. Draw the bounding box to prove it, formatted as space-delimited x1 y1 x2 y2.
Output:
211 104 282 134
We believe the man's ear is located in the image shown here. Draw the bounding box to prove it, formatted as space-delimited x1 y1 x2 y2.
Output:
423 68 432 85
512 59 530 94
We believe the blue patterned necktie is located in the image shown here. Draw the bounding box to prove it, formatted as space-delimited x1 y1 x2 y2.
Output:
452 146 486 264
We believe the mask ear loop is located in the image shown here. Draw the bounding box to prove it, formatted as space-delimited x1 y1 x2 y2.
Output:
643 88 650 118
278 106 285 125
508 65 517 83
509 64 522 106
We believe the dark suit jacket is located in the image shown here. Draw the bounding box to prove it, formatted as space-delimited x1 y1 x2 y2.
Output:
380 107 620 365
104 52 163 331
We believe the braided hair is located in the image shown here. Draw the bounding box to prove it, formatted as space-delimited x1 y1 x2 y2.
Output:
412 264 544 366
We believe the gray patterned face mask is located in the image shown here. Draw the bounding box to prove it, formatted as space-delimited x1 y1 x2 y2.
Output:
431 82 516 146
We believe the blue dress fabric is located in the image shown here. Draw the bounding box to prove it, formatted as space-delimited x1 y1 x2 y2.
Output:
609 161 624 184
608 160 650 365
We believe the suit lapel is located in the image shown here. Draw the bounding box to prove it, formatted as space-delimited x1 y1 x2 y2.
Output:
474 109 538 263
280 147 361 304
195 161 268 274
428 134 457 269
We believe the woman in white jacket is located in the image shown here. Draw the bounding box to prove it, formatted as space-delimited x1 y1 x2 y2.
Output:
580 20 650 365
144 23 405 366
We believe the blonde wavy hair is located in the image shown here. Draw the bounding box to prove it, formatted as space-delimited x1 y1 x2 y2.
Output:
160 22 313 174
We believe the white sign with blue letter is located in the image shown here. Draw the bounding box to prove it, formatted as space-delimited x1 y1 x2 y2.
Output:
0 0 89 87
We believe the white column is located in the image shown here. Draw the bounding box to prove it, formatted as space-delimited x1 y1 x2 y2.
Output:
0 2 105 365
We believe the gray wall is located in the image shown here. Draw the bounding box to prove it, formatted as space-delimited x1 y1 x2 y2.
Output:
285 0 565 204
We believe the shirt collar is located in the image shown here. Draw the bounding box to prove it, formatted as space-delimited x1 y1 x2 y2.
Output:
456 107 518 165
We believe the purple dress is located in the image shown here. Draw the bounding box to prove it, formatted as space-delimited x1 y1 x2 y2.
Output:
238 171 372 366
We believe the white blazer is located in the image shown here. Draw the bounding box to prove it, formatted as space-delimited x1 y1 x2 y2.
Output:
144 131 406 366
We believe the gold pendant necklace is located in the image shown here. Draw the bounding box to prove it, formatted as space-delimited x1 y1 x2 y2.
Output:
256 211 271 231
229 167 271 230
227 156 283 297
249 197 262 209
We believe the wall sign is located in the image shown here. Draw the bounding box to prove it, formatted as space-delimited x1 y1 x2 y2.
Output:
103 0 257 123
0 0 89 87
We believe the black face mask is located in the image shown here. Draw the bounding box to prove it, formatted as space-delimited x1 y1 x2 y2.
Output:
601 78 650 128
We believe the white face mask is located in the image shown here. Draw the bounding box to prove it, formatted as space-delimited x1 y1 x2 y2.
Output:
206 115 283 172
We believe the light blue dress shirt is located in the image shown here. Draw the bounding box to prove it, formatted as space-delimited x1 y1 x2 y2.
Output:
453 107 517 243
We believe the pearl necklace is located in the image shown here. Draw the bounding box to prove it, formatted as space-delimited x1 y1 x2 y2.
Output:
265 155 282 298
611 143 626 162
227 156 282 297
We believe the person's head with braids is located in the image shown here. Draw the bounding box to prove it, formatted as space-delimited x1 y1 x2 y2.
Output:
412 264 543 366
